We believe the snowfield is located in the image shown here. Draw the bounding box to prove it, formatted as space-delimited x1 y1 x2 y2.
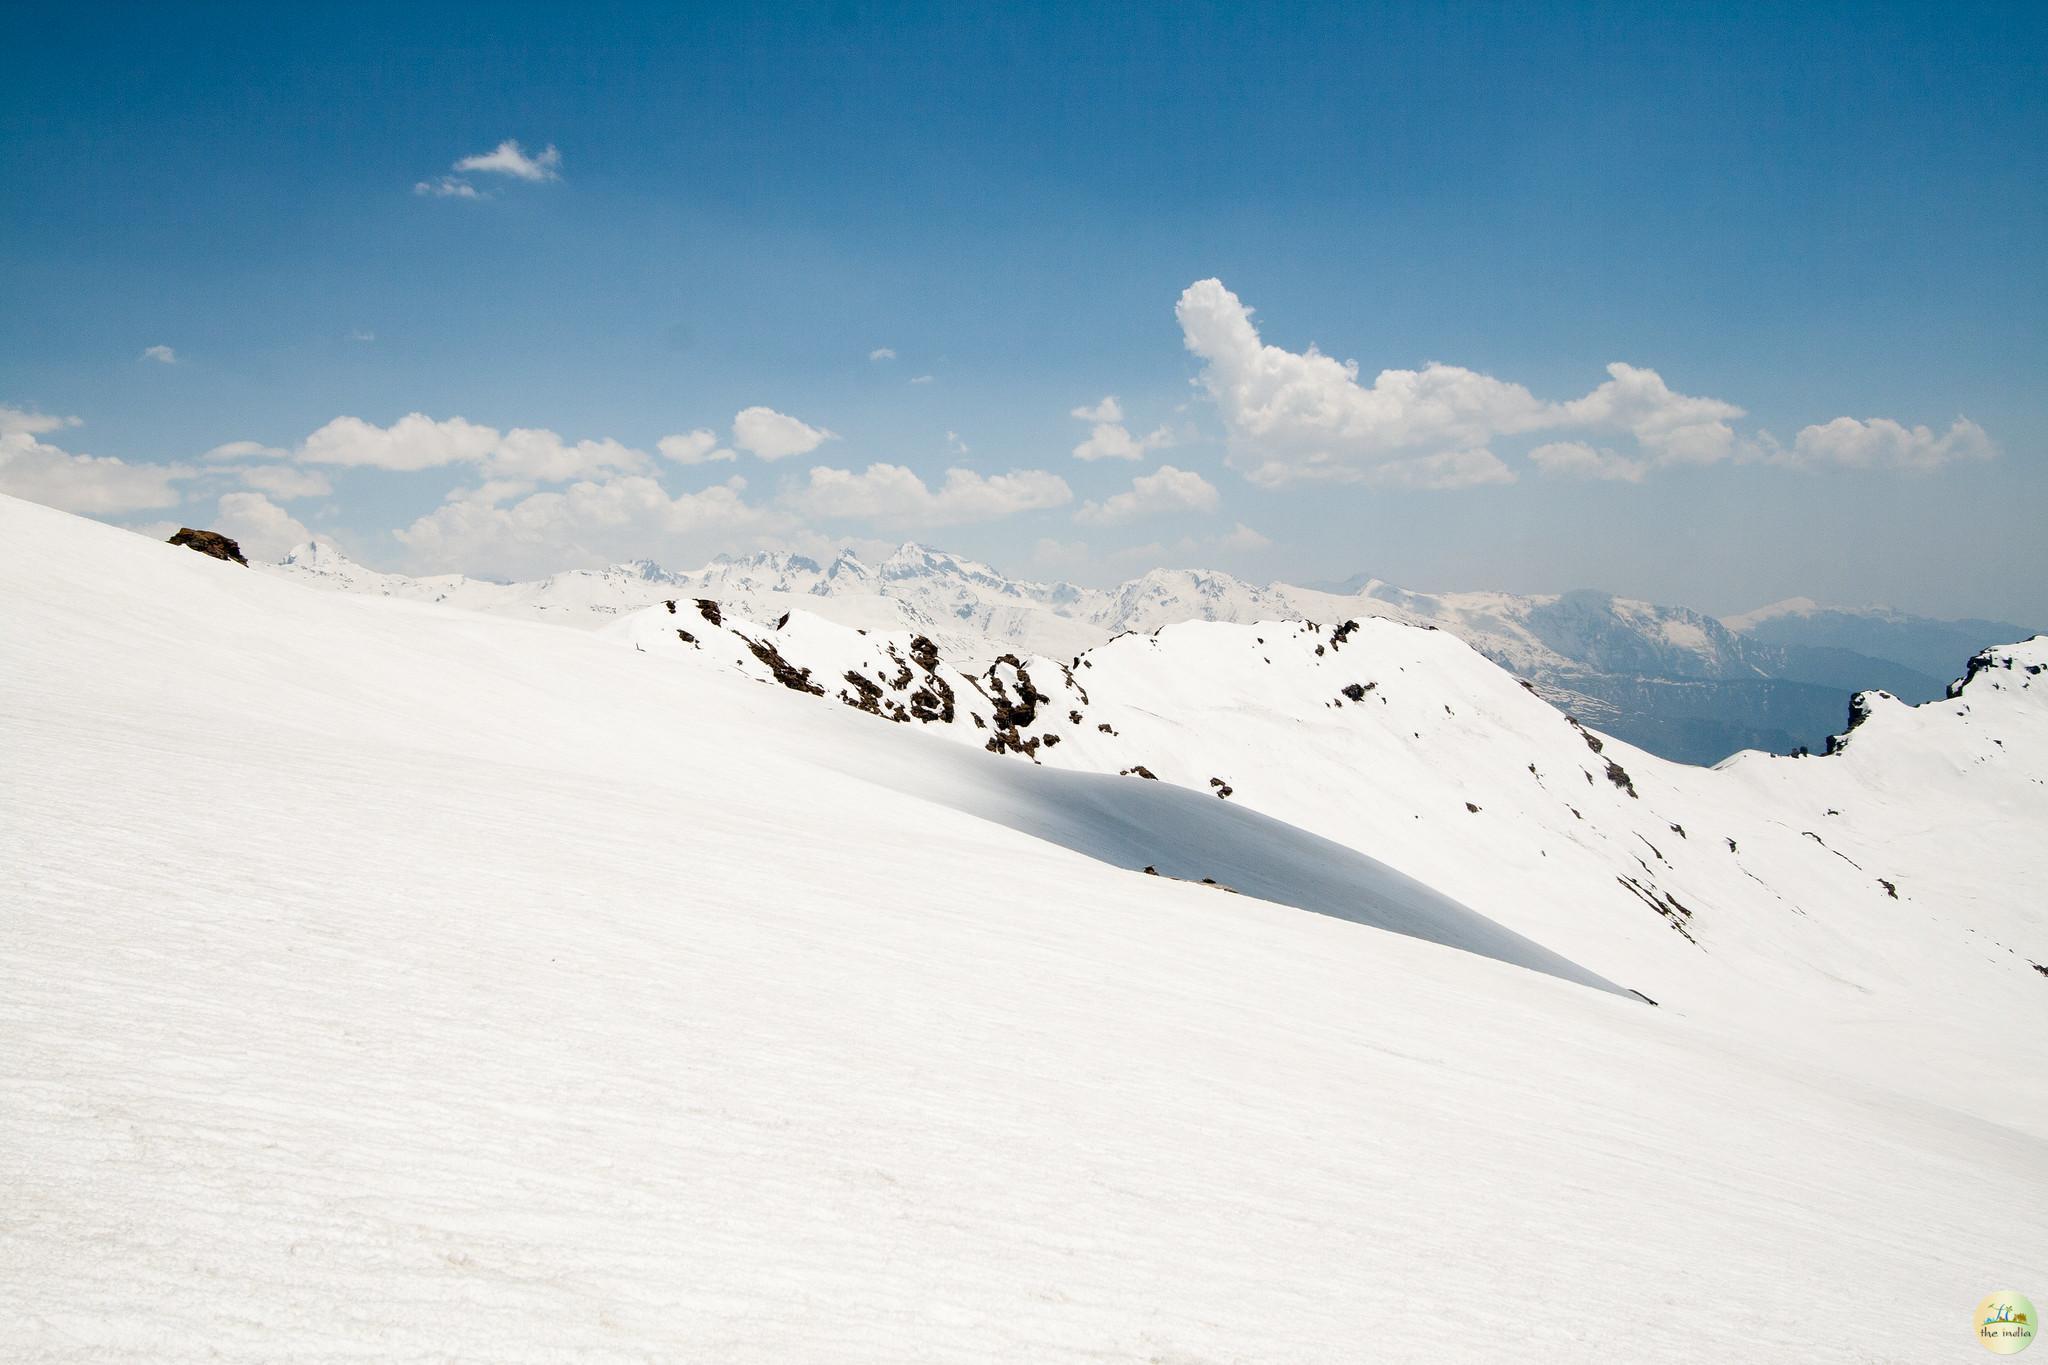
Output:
4 493 2044 1363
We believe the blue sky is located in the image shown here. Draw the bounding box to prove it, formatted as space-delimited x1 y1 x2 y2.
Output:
3 1 2042 620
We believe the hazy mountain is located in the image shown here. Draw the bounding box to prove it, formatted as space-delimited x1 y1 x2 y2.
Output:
1724 596 2036 686
265 538 2019 765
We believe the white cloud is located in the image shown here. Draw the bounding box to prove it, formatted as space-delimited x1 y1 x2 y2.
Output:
396 475 763 579
1555 363 1747 466
908 374 934 385
300 413 501 471
0 408 195 515
1786 416 1995 472
141 345 177 365
946 430 970 455
0 407 81 437
1074 464 1220 526
1068 395 1175 462
230 465 334 500
1220 522 1271 551
212 491 313 561
657 430 736 465
349 328 376 343
453 140 562 182
1364 449 1517 490
783 463 1071 528
1176 277 1947 490
413 176 483 200
491 429 647 483
200 440 288 462
1073 421 1175 463
869 347 897 362
293 413 648 482
731 406 836 461
1179 278 1551 488
1528 441 1647 483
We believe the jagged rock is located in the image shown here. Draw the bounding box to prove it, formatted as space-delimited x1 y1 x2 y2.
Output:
167 528 248 566
739 634 822 695
1604 759 1639 798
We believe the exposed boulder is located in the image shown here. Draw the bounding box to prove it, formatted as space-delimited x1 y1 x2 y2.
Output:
167 528 248 566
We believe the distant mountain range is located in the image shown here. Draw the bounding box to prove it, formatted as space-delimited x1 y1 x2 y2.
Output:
269 538 2033 766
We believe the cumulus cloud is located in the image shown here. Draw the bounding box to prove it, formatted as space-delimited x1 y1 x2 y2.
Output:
294 413 648 482
141 345 177 365
1073 422 1174 463
1068 394 1175 462
1177 277 1979 489
490 430 647 483
396 475 763 579
0 407 81 437
213 491 313 561
1074 464 1220 526
869 347 897 362
731 406 836 461
783 464 1071 527
231 465 334 500
453 139 562 182
657 429 736 465
1528 441 1647 483
0 406 195 515
1220 522 1271 551
1786 416 1994 472
1366 449 1516 490
1178 278 1550 488
1555 363 1747 466
300 414 501 471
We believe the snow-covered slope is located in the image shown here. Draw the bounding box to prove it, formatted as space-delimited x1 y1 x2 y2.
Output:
613 600 2048 1122
15 493 2041 1362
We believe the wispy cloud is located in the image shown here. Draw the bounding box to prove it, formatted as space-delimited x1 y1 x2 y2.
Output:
868 347 897 362
141 345 177 365
454 139 562 182
414 139 562 201
413 175 483 200
784 464 1071 527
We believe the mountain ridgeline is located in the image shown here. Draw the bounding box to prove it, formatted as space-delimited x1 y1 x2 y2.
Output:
271 539 2033 766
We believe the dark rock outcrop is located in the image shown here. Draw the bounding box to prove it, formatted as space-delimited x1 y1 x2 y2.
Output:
167 528 248 566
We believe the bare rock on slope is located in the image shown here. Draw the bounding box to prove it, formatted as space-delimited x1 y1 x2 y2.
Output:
167 528 248 566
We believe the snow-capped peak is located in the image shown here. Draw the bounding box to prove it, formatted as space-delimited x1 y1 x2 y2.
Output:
279 539 355 573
